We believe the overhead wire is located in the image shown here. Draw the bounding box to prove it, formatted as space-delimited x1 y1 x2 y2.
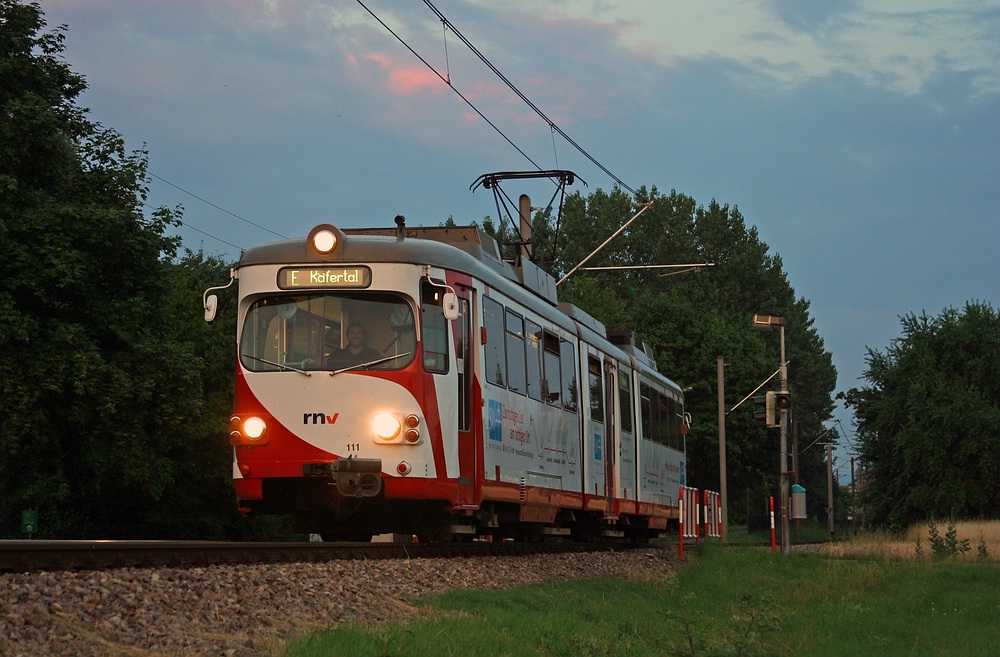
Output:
150 173 287 240
148 4 640 257
141 202 246 253
354 0 544 172
420 0 637 197
145 204 245 253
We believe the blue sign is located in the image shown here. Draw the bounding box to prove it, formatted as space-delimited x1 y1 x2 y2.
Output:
487 399 503 442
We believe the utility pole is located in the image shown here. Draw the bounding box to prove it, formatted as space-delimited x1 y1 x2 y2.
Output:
717 356 728 541
777 320 790 555
827 443 834 536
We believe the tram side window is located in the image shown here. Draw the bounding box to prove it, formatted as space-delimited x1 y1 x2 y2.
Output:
665 395 678 449
619 372 634 434
525 320 543 401
505 310 527 395
421 282 449 374
483 297 506 386
640 382 654 442
638 381 684 449
657 394 671 446
542 331 562 405
560 339 578 412
588 356 604 423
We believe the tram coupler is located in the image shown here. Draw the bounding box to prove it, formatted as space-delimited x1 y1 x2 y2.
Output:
331 457 382 498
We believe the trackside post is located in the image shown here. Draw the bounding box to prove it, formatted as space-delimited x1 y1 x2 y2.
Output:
679 485 701 559
702 490 722 544
769 496 776 554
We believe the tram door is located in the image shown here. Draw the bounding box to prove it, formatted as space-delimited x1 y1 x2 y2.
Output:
603 358 618 519
454 293 477 507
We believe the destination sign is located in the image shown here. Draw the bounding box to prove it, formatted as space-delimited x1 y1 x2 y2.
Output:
277 266 372 289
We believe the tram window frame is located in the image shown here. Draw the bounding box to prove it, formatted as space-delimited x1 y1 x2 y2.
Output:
542 331 562 405
588 356 604 423
504 309 527 395
560 339 578 412
525 320 543 401
483 296 506 387
420 281 450 374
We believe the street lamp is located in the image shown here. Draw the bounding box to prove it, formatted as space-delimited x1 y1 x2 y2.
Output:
752 314 790 555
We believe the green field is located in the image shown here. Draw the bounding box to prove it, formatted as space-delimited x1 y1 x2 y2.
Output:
282 542 1000 657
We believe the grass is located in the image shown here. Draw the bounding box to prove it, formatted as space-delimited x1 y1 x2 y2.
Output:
674 546 1000 657
827 519 1000 561
724 519 851 545
280 523 1000 657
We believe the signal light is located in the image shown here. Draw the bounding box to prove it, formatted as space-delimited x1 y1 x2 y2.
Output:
752 392 791 428
751 394 773 427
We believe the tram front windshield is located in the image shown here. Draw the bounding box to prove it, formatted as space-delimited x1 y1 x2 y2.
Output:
240 292 416 372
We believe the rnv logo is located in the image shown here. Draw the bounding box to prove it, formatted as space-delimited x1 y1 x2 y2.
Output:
303 412 340 425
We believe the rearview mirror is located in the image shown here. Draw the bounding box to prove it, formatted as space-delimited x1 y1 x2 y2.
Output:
204 294 218 322
442 292 459 321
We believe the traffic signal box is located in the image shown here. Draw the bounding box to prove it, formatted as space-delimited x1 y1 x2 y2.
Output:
753 391 792 428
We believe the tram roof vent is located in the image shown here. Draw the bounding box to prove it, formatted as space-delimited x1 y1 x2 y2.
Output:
515 257 558 305
607 330 658 369
557 302 607 335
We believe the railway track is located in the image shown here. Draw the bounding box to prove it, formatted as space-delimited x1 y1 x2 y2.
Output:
0 538 642 573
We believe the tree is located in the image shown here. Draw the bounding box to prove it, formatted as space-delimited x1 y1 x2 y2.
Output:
842 302 1000 529
0 1 242 537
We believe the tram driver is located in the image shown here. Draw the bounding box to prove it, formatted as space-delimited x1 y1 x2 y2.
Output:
326 322 382 369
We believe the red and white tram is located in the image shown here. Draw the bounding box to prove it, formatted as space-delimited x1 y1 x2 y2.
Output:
206 219 689 541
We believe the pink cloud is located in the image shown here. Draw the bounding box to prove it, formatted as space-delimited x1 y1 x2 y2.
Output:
348 51 448 98
387 66 444 96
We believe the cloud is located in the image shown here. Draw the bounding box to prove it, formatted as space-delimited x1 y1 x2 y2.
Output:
765 0 862 32
348 52 446 97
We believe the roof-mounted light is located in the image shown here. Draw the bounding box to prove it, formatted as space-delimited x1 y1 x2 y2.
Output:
313 229 336 253
307 224 344 257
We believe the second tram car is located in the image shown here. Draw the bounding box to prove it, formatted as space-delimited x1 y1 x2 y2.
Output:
206 219 690 541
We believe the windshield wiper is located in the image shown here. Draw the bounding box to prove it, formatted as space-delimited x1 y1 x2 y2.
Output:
329 352 412 376
243 354 312 376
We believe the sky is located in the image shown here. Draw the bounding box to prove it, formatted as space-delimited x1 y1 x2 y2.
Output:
40 0 1000 480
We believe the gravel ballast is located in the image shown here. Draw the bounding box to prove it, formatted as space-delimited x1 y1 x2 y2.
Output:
1 547 679 657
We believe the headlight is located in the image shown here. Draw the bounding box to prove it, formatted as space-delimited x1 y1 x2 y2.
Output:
372 413 401 440
230 414 269 445
243 416 267 441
